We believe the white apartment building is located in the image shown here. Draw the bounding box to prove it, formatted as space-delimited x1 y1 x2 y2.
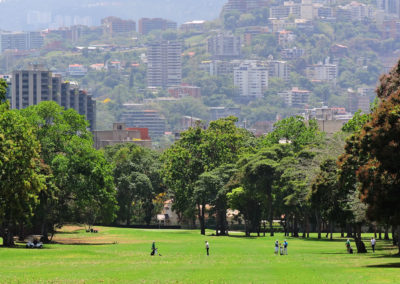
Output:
306 62 338 83
207 33 242 59
234 62 268 98
279 87 311 107
339 2 374 21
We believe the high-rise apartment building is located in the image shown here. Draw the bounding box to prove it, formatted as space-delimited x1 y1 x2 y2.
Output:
120 104 166 138
234 62 268 98
147 40 182 88
11 65 96 130
306 62 338 84
280 87 311 107
222 0 268 13
207 33 242 59
101 17 136 36
267 60 290 82
138 18 177 35
0 31 44 53
377 0 400 18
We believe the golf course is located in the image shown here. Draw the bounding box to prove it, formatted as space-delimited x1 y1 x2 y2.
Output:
0 226 399 283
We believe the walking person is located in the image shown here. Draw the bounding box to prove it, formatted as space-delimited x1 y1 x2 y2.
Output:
274 240 279 255
283 239 288 255
151 241 156 256
371 237 376 253
205 241 210 256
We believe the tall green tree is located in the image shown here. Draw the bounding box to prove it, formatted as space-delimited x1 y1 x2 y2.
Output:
0 103 47 246
162 117 251 234
339 60 400 253
104 143 163 226
20 101 116 239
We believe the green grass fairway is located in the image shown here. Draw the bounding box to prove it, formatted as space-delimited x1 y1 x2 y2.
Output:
0 226 399 283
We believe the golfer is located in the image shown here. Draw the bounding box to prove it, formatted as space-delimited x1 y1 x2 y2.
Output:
283 239 288 255
205 241 210 256
274 240 279 255
371 237 376 253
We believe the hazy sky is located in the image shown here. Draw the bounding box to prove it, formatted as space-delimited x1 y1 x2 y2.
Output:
0 0 227 31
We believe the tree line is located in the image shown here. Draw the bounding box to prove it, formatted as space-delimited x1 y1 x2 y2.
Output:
162 62 400 254
1 60 400 253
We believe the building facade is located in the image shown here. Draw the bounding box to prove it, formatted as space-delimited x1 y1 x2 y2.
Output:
11 65 96 131
93 123 152 149
101 17 136 36
280 87 311 107
147 40 182 88
168 84 201 98
207 33 242 59
180 21 206 33
234 62 268 98
120 104 166 138
0 32 44 53
138 18 177 35
306 62 338 83
267 60 290 81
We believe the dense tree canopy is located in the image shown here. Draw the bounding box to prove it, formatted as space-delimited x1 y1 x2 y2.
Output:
0 102 46 246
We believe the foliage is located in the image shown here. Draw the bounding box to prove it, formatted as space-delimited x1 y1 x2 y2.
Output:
339 60 400 252
0 103 46 246
162 117 252 233
19 101 117 237
342 110 370 133
0 79 7 104
260 116 324 152
104 143 164 225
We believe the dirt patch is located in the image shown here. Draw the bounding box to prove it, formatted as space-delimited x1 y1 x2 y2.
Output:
52 225 148 245
58 225 86 233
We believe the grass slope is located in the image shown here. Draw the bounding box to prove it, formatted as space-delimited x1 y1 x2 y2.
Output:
0 226 399 283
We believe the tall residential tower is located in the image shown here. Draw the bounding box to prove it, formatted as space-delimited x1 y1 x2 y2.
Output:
147 40 182 88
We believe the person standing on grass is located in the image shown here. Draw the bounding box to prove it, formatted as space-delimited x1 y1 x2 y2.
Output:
371 237 376 253
205 241 210 256
151 241 156 256
283 240 288 255
274 240 279 255
345 239 351 253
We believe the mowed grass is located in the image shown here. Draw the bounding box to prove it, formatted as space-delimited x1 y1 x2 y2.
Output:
0 226 399 283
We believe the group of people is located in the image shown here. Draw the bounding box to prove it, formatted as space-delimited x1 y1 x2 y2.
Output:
150 241 210 256
274 240 288 255
151 236 378 257
345 237 376 254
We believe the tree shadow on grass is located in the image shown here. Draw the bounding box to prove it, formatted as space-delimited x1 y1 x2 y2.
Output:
295 237 346 242
370 253 400 259
366 263 400 268
317 252 350 255
54 231 84 235
1 243 52 249
51 241 117 246
226 235 259 239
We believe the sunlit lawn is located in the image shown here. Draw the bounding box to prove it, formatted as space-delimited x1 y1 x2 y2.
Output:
0 226 399 283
